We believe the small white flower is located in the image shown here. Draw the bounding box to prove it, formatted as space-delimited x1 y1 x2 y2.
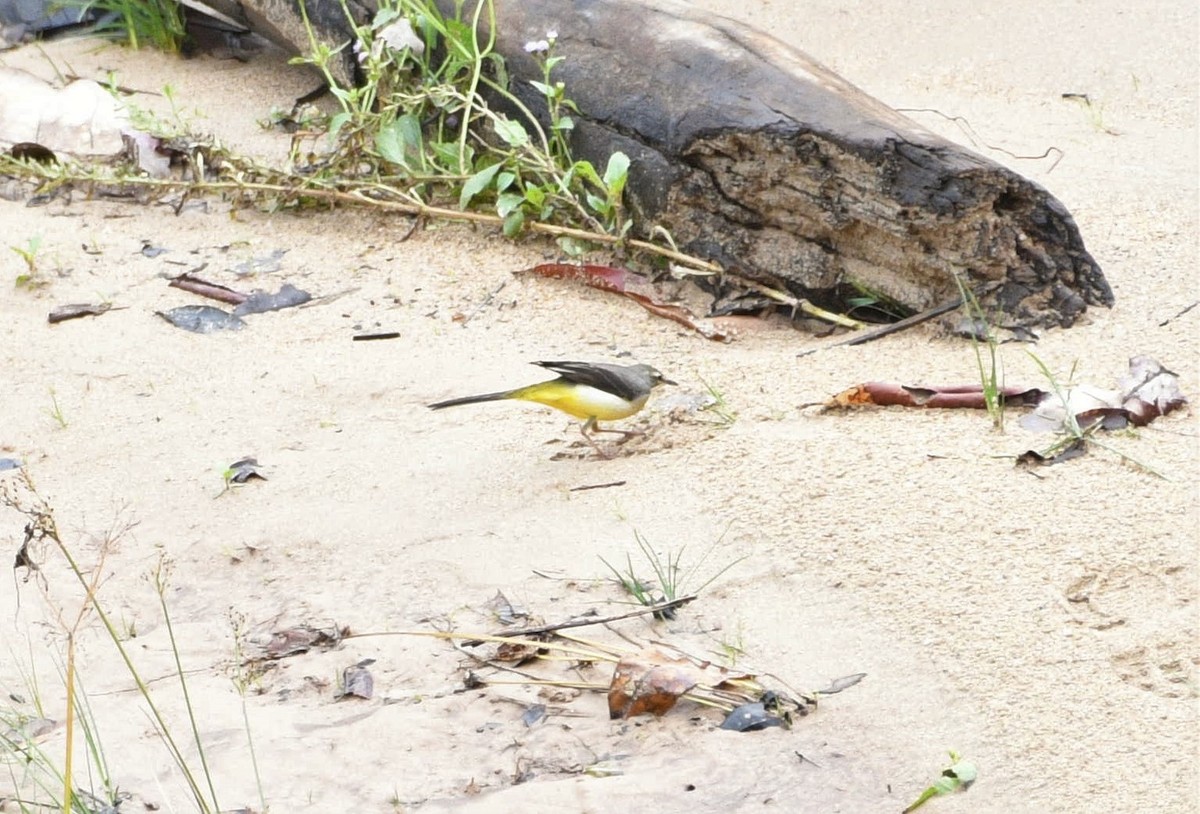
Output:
377 19 425 56
546 29 557 40
524 39 550 54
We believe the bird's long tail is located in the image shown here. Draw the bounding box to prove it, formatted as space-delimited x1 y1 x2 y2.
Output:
428 390 514 410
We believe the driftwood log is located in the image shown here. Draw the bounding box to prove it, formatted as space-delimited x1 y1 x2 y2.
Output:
219 0 1114 329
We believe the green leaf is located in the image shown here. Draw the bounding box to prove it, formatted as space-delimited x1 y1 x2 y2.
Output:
556 236 593 257
585 192 609 215
443 17 472 45
523 185 545 207
430 140 465 171
502 209 525 237
496 171 516 192
902 753 977 813
372 7 399 26
375 124 405 166
327 111 352 142
603 151 630 198
947 760 977 786
459 163 502 210
553 115 574 132
496 192 525 218
571 160 603 188
376 114 425 171
493 116 529 147
529 80 554 98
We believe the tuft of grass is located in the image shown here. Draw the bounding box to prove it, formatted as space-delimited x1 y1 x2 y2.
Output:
600 526 744 619
46 387 68 429
711 620 747 668
0 470 266 813
953 274 1004 430
1027 353 1083 442
698 375 737 427
71 0 187 52
1063 93 1119 136
11 235 43 288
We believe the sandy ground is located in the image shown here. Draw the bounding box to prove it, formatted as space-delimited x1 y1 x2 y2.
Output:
1 2 1197 812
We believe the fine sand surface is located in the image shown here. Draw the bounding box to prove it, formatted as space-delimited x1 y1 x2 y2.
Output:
1 2 1197 812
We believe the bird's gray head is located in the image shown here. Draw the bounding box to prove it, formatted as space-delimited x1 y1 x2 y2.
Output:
637 365 675 388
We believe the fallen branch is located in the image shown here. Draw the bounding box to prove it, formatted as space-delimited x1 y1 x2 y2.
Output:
481 595 697 644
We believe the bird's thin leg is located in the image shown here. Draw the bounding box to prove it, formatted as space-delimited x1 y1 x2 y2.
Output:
580 418 613 459
589 422 645 443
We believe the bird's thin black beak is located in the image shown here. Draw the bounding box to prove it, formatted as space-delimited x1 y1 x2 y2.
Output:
660 376 676 386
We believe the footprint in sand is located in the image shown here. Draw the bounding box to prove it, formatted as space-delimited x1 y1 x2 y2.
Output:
1062 563 1197 699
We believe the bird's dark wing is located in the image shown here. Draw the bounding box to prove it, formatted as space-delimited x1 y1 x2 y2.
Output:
533 361 644 401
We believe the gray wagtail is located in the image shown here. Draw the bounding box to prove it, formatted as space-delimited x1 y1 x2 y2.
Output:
428 360 674 456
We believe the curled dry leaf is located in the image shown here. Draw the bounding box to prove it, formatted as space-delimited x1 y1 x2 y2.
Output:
484 590 529 626
519 263 730 342
1021 356 1187 433
227 457 266 484
157 305 246 333
1118 355 1187 425
1015 438 1088 468
607 647 759 720
494 640 541 665
720 701 784 732
828 382 1045 409
820 672 868 695
829 357 1186 433
608 647 706 719
233 283 313 316
340 660 375 700
261 624 347 660
47 302 113 324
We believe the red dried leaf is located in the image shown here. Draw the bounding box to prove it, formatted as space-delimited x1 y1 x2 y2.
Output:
830 382 1046 409
608 648 706 719
519 263 729 342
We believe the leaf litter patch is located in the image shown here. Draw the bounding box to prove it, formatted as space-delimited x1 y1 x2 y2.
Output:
158 270 312 332
823 355 1187 470
407 592 862 732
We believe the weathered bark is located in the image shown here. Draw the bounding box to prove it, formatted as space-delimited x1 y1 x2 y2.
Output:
217 0 1114 328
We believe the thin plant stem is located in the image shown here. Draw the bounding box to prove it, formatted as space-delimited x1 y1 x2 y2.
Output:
154 562 220 813
240 695 266 814
48 538 212 812
62 634 76 814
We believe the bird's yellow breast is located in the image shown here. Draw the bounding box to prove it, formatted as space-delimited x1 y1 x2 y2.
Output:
511 382 647 421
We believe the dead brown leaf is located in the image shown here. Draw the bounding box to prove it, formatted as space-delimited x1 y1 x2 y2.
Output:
518 263 730 342
608 647 705 719
260 624 347 660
